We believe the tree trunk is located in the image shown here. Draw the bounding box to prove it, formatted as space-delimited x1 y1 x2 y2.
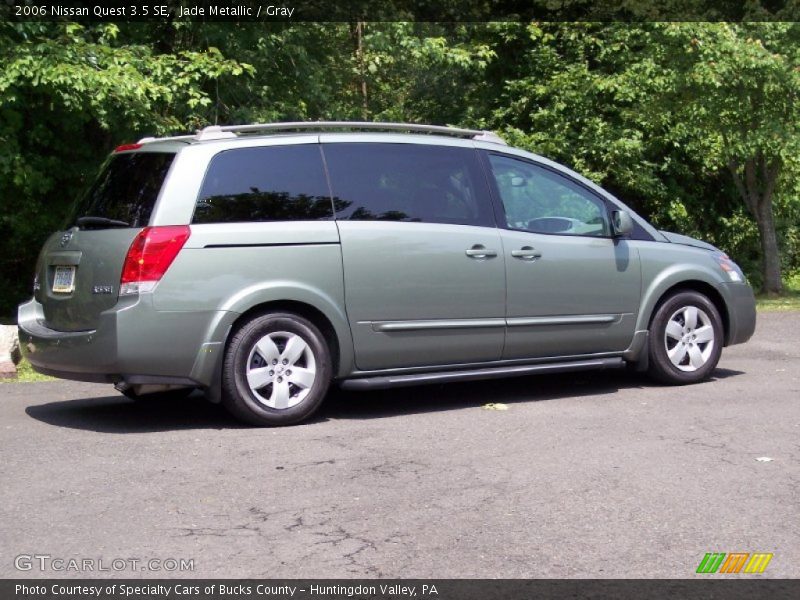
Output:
755 198 783 294
728 157 783 294
351 21 368 120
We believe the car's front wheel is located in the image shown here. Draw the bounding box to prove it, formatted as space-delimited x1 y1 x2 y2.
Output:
221 312 332 426
647 290 723 384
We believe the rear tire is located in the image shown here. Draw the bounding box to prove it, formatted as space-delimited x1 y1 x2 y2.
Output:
221 312 332 426
647 290 723 385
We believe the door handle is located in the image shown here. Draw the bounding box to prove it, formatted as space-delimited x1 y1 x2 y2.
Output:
465 244 497 259
511 246 542 260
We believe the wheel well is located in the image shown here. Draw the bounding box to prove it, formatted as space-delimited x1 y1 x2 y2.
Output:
227 301 341 374
649 281 731 345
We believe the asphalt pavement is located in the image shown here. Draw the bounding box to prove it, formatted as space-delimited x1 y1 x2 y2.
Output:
1 311 798 579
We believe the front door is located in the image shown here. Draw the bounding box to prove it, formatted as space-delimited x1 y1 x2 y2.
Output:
484 152 641 360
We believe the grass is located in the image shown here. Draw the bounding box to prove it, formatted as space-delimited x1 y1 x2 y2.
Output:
756 291 800 311
0 356 54 383
755 273 800 312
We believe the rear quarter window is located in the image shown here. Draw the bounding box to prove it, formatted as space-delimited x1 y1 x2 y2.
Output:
193 145 333 223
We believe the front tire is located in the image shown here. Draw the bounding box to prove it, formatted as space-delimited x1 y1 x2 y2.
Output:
222 312 332 426
647 290 723 385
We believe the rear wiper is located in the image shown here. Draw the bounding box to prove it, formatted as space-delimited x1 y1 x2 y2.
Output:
76 216 130 229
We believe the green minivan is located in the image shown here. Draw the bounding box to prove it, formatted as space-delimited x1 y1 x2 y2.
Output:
18 122 756 425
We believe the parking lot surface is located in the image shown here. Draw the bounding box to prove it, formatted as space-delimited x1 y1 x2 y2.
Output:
1 312 798 578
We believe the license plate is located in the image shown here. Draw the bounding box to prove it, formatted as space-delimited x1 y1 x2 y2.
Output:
52 266 76 293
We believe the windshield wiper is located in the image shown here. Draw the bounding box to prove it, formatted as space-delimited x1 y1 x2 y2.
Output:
76 216 130 229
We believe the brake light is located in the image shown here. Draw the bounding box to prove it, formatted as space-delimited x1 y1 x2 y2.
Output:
120 226 191 295
114 143 143 153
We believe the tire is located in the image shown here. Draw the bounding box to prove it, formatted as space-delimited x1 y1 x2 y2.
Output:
647 290 723 385
221 312 332 426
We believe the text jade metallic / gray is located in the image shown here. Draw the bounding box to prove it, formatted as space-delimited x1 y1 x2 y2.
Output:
18 122 757 426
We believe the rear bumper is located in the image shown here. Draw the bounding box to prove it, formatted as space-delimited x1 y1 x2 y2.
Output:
17 296 237 387
719 282 756 346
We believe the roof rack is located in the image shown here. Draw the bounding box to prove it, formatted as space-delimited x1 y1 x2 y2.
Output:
194 121 507 145
137 134 197 144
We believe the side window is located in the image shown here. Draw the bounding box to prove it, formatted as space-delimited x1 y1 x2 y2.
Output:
488 154 610 237
193 145 332 224
323 143 494 227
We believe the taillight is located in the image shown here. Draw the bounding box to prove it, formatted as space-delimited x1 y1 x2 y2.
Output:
114 143 142 153
120 226 190 295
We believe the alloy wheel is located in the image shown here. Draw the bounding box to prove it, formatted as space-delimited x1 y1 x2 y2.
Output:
663 305 716 372
245 331 317 409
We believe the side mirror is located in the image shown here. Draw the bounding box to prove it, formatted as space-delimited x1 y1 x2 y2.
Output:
612 210 633 236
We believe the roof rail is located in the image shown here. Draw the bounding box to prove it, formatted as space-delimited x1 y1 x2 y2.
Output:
195 121 507 144
137 134 197 144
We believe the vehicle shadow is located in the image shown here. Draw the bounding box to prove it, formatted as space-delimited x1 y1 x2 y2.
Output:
25 368 744 433
25 392 245 434
708 367 744 380
318 369 648 422
316 366 746 421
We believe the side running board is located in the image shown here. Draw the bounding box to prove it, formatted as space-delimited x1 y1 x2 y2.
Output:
339 357 625 391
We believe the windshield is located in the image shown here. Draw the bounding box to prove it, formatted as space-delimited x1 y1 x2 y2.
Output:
69 152 175 229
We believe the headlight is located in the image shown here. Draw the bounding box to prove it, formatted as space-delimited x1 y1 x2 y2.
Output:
713 252 745 283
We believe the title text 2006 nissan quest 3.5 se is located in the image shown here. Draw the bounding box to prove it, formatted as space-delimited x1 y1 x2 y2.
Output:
18 122 756 426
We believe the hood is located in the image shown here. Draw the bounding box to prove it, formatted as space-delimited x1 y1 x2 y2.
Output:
659 230 720 252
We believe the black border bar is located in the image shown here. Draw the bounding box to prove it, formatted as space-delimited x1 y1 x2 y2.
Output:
2 0 799 22
4 579 800 600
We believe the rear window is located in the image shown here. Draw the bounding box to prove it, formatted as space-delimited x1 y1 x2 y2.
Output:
193 145 333 224
72 152 175 228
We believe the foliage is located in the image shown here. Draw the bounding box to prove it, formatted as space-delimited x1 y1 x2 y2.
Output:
648 23 800 293
0 21 799 317
475 22 800 293
0 357 55 383
0 22 250 315
756 272 800 311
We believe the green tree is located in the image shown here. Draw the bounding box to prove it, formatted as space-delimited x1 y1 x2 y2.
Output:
2 20 799 317
640 23 800 293
0 22 249 316
476 22 800 293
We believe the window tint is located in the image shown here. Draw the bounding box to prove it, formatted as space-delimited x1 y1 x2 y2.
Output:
488 154 610 237
323 143 494 227
194 145 332 224
72 152 175 228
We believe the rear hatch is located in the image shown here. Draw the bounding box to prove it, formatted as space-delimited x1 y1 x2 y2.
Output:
36 150 176 332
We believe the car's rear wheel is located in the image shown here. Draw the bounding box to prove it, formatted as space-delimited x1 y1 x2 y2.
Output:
222 312 332 426
647 290 723 384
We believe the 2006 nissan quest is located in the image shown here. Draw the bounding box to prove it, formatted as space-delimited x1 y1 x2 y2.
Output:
18 121 756 426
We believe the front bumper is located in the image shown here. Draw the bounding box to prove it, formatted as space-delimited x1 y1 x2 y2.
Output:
719 282 757 346
17 296 236 387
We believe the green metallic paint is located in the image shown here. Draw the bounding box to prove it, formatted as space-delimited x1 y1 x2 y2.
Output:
35 227 140 332
18 132 757 392
635 242 730 333
337 221 506 371
501 230 641 359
